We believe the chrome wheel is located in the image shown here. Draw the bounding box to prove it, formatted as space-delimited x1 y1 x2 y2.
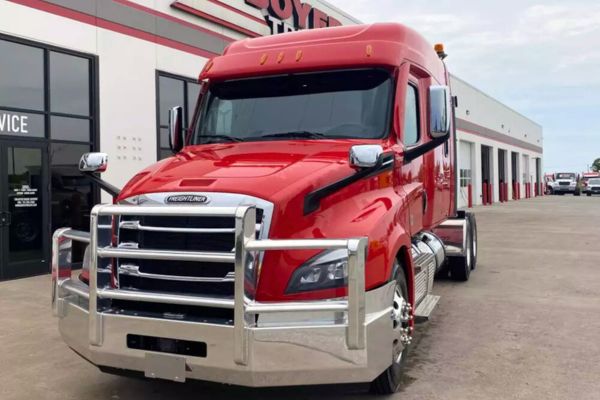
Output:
391 285 412 363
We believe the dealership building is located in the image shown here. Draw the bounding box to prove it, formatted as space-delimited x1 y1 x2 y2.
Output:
0 0 542 280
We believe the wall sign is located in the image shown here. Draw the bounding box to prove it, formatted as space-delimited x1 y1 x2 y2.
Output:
0 112 29 135
13 185 39 208
246 0 342 35
0 111 44 138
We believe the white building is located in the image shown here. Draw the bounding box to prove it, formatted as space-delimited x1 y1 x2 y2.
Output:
452 76 544 207
0 0 542 280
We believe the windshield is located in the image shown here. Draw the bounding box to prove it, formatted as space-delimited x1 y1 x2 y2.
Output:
194 69 393 144
589 179 600 185
556 173 576 179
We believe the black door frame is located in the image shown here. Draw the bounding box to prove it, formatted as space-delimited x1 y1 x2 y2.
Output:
0 138 50 280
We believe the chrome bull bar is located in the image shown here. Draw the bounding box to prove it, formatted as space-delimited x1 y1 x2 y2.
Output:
52 204 367 366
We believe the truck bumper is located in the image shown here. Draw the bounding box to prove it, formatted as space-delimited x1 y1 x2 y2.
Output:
56 281 395 387
52 204 399 387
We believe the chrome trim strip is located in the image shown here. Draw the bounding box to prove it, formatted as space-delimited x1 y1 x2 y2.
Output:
60 279 90 300
89 205 102 346
97 205 238 217
119 220 262 234
119 264 234 283
246 239 350 251
62 230 91 244
98 247 235 263
97 288 235 309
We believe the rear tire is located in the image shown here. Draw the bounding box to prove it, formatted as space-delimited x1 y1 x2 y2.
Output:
369 263 410 395
449 222 472 281
587 193 592 197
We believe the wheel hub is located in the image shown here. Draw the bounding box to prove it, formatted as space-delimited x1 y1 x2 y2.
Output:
391 287 412 363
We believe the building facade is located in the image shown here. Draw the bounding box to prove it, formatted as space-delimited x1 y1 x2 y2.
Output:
0 0 542 280
451 76 544 208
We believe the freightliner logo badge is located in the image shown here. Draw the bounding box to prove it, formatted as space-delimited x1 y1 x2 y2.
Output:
165 195 210 205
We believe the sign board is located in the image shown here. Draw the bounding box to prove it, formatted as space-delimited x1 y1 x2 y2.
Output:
172 0 342 36
13 185 39 208
245 0 341 35
0 111 44 138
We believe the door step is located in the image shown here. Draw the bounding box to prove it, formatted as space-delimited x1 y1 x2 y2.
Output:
414 294 440 322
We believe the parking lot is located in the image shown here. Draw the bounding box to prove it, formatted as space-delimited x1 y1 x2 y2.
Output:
1 195 599 400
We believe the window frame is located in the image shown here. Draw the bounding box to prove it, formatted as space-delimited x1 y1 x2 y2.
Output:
155 71 200 160
402 82 421 147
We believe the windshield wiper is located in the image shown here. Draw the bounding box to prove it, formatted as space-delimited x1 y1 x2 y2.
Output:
255 131 328 140
198 135 244 144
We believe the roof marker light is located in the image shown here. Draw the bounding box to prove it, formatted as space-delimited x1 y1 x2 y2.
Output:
277 52 285 63
366 45 373 57
260 53 268 65
296 50 303 62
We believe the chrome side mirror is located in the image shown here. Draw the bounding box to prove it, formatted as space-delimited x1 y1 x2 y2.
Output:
169 106 184 153
79 152 108 173
429 85 452 138
349 145 384 169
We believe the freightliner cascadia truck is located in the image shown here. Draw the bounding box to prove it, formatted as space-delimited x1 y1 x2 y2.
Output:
51 23 478 394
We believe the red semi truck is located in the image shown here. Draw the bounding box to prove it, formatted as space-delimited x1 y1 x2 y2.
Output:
51 23 478 394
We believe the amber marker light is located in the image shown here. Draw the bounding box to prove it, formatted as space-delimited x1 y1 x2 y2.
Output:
295 50 303 62
260 53 268 65
435 43 447 59
366 44 373 57
277 52 285 63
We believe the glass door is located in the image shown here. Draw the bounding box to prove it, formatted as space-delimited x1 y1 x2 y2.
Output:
0 140 49 280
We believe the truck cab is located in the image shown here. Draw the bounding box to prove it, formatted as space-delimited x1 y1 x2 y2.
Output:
553 172 578 194
51 23 477 394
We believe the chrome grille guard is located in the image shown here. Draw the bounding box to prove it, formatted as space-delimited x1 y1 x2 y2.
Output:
52 204 367 366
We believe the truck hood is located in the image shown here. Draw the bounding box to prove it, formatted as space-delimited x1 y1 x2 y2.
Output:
118 140 366 203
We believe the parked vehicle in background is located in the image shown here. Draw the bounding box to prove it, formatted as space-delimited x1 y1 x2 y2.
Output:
581 172 600 192
544 173 556 195
553 172 578 195
50 23 479 394
585 178 600 196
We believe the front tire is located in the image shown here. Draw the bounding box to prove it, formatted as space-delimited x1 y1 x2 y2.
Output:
370 263 411 394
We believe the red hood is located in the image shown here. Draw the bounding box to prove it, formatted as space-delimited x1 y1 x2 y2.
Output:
118 140 370 203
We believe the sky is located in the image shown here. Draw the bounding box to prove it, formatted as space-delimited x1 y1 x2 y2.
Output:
327 0 600 172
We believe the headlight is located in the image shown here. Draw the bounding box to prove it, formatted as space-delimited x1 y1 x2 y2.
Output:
286 249 349 293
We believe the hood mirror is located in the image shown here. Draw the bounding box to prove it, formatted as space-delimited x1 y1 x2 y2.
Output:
79 152 108 173
169 106 185 153
429 85 452 138
349 145 384 169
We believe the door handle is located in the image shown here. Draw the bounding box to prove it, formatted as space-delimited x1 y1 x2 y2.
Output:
0 211 10 227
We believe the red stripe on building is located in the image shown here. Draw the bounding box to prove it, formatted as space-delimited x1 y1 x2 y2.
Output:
171 1 262 38
206 0 268 26
458 126 542 154
114 0 236 43
7 0 220 58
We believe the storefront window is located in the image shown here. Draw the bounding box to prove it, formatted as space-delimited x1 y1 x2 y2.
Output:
0 40 44 111
50 52 91 116
0 36 97 270
156 72 200 158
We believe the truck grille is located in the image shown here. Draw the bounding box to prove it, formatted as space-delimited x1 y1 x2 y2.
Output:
115 211 264 298
559 181 570 186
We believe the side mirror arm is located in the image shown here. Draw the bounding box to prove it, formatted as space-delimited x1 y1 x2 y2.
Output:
82 172 121 198
403 135 449 164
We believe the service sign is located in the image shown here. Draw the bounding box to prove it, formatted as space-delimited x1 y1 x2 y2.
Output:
0 111 44 138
